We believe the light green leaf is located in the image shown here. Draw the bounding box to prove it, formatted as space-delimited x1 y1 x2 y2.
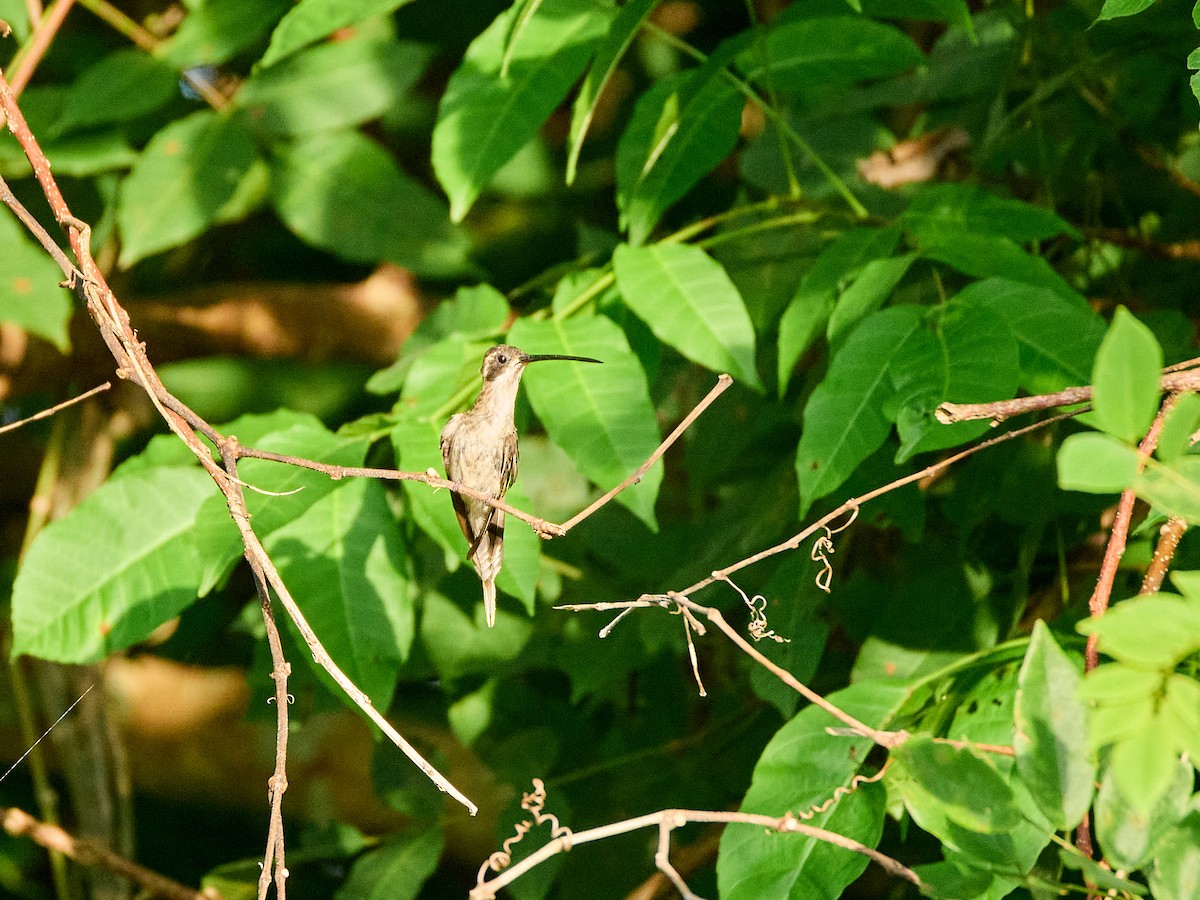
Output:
54 50 179 136
1057 432 1139 494
162 0 291 67
737 16 923 88
1096 754 1190 871
612 242 760 388
0 212 72 349
11 466 214 663
335 827 443 900
826 253 915 349
261 0 416 67
266 478 413 709
1150 812 1200 900
1135 456 1200 521
1079 663 1161 749
432 0 609 221
1092 307 1163 443
117 111 263 267
615 71 743 245
271 129 473 278
717 682 909 899
1014 622 1094 830
566 0 659 184
777 227 901 392
1095 0 1157 22
1110 716 1181 815
509 314 664 528
1076 594 1200 669
795 305 924 514
894 736 1020 834
44 132 137 177
1156 393 1200 462
902 183 1078 243
237 34 429 135
962 278 1105 393
500 0 546 76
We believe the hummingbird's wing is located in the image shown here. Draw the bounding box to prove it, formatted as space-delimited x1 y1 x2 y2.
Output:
440 415 478 552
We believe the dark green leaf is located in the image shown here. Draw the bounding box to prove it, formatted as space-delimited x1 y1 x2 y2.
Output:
261 0 416 67
795 305 924 513
615 72 743 246
334 827 443 900
270 129 473 278
612 242 760 388
1057 432 1139 494
117 111 264 266
1095 0 1157 22
509 315 664 528
902 183 1078 244
1013 622 1094 830
717 682 910 899
237 34 430 135
566 0 659 184
893 735 1020 834
825 253 915 349
163 0 292 67
0 211 72 349
1091 307 1163 443
918 232 1077 299
54 50 179 136
432 0 608 220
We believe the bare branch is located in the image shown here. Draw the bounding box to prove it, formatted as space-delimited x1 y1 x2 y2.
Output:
0 382 110 436
2 806 211 900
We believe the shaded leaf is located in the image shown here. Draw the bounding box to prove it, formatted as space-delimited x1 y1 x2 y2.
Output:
271 129 473 278
432 0 608 220
54 50 179 136
0 212 72 349
117 110 263 266
262 0 416 67
893 735 1020 834
902 183 1078 243
335 827 443 900
612 242 760 388
419 591 531 682
826 254 915 349
163 0 292 67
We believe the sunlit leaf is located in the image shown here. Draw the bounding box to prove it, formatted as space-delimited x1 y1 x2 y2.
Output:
54 50 179 136
163 0 291 67
334 827 443 900
1057 432 1139 494
0 212 72 349
1091 307 1163 444
261 0 416 67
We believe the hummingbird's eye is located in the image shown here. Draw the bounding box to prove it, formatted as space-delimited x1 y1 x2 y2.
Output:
496 353 508 364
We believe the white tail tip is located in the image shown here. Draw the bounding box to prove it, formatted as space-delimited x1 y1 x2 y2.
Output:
483 579 496 628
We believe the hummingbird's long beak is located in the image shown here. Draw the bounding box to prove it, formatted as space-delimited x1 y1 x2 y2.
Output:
520 353 603 365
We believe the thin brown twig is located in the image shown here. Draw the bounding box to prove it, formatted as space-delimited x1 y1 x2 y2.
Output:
0 382 110 436
6 0 74 97
2 806 211 900
470 807 921 900
1141 516 1188 595
936 363 1200 425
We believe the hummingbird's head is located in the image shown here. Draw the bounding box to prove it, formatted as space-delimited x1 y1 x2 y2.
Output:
480 345 603 384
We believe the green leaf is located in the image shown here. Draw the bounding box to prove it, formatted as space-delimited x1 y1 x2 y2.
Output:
1013 622 1094 830
1057 432 1139 493
892 299 1021 460
612 242 760 388
266 478 413 709
1076 594 1200 669
1095 757 1190 871
893 735 1020 834
615 72 744 246
825 254 915 349
162 0 292 67
1150 812 1200 900
1135 457 1200 521
0 211 72 349
419 591 531 682
917 232 1077 299
509 315 664 529
777 227 901 392
500 0 547 76
237 34 429 135
1156 393 1200 462
1079 663 1161 749
795 305 924 514
1110 715 1181 815
1059 849 1151 895
53 50 179 136
261 0 416 67
117 110 263 267
1092 307 1163 443
335 827 443 900
716 681 910 899
193 413 370 594
962 278 1105 393
565 0 658 184
1095 0 1157 22
432 0 608 221
737 16 924 88
44 132 137 177
11 466 214 663
902 183 1078 244
270 129 473 278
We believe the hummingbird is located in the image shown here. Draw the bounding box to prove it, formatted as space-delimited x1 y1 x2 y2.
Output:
440 345 602 627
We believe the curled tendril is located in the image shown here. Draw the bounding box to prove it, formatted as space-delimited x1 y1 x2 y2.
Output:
794 759 890 821
714 574 790 644
476 779 574 887
811 505 859 593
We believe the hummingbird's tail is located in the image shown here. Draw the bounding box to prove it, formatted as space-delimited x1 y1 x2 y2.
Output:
482 578 497 628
